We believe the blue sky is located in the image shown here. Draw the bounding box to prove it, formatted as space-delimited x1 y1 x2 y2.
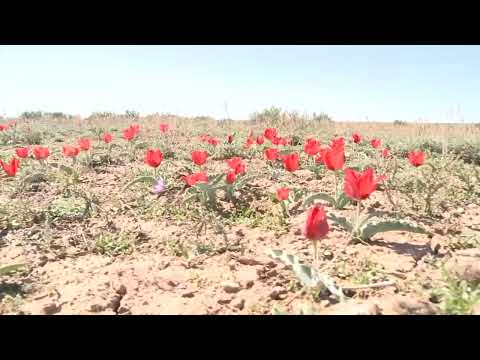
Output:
0 45 479 122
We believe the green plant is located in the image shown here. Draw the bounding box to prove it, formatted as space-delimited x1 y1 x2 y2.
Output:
48 196 90 221
431 269 480 315
266 249 345 301
0 264 25 276
184 174 225 210
303 191 350 210
328 210 428 243
95 234 132 256
396 155 461 216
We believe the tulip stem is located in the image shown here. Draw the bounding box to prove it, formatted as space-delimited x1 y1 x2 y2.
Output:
333 171 338 199
352 200 362 239
313 240 318 269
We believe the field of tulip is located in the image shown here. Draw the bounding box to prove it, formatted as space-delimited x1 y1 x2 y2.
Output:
1 114 480 315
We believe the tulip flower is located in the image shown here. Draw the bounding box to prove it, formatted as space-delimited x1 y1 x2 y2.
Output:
282 153 299 172
102 133 113 144
62 145 80 158
370 138 381 149
408 151 425 167
159 124 170 133
226 170 237 184
304 205 329 266
144 149 164 168
226 157 246 175
33 146 50 160
264 148 279 161
191 151 208 166
344 167 384 202
15 147 29 158
264 128 278 142
78 138 92 151
352 133 361 144
276 187 290 201
183 172 209 187
304 138 321 157
0 157 20 177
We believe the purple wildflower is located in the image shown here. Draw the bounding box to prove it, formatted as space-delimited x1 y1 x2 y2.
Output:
153 177 166 194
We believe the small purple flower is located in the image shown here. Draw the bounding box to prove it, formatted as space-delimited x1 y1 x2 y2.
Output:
153 177 166 194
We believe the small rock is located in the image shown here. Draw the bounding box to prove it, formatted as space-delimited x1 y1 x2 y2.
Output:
293 228 302 236
117 306 131 314
232 298 245 310
266 269 278 277
43 302 61 315
167 280 179 287
106 295 122 312
182 290 196 298
221 281 241 294
90 304 106 312
324 302 381 315
237 255 276 267
115 284 127 296
235 229 245 238
428 237 442 255
228 259 237 270
269 286 287 300
217 295 232 305
387 296 438 315
323 250 334 260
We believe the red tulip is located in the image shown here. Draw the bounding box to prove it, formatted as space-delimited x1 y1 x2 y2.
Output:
226 170 237 184
370 138 381 149
272 136 281 145
256 135 265 145
323 138 345 171
276 187 290 201
199 134 210 142
351 133 361 144
304 205 329 241
208 137 219 146
159 124 170 133
78 138 91 151
264 148 279 161
381 148 391 158
304 138 321 157
344 167 384 201
226 157 246 175
264 128 278 141
0 158 20 177
244 136 255 148
123 127 136 141
102 133 113 144
282 152 300 172
130 124 140 135
0 124 8 131
33 146 50 160
227 135 234 144
62 145 80 158
15 147 29 158
144 149 164 168
183 172 209 187
408 151 425 167
191 150 208 166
